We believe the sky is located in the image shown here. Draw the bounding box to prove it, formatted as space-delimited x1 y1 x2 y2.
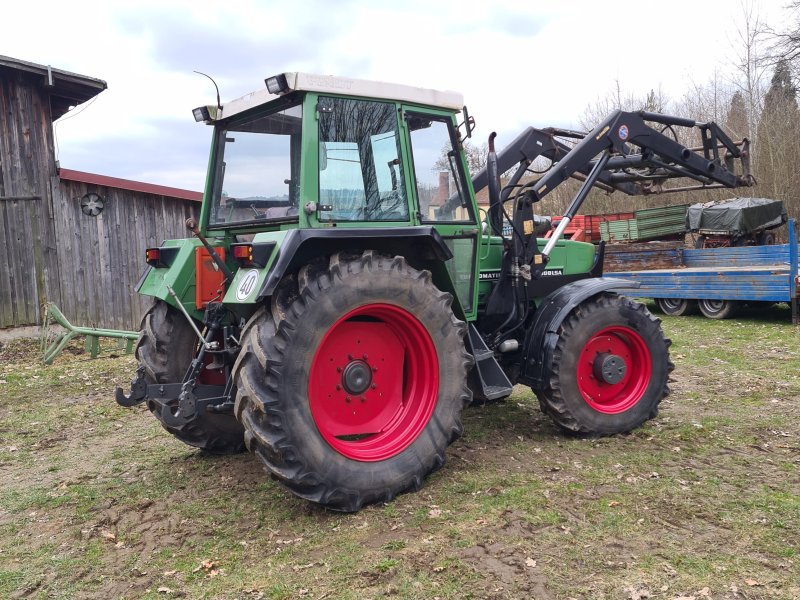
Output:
1 0 792 192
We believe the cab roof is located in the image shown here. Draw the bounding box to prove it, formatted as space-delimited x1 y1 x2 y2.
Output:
216 72 464 121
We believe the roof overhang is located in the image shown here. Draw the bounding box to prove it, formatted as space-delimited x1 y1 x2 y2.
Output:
0 55 107 121
210 72 464 122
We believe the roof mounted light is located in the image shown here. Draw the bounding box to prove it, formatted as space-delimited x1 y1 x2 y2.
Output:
265 73 289 95
192 105 219 123
192 105 211 122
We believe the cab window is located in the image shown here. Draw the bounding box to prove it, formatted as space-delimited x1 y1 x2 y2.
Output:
406 114 473 223
317 97 408 221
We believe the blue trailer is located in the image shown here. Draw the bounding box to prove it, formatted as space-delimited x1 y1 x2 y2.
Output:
604 219 799 322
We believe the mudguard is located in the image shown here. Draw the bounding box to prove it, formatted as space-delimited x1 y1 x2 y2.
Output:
518 277 640 390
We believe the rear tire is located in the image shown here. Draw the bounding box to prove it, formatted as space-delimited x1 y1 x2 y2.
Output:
136 300 245 454
697 298 739 319
655 297 698 316
234 251 472 511
535 293 673 435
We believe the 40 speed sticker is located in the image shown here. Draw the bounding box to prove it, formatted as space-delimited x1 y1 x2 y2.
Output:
236 269 260 301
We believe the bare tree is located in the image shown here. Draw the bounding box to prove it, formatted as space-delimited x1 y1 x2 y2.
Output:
728 1 770 144
769 1 800 72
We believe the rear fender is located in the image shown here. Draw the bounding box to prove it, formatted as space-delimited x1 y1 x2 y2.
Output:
251 226 462 315
519 278 640 390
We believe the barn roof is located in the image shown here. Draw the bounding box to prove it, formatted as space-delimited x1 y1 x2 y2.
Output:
0 55 107 120
59 169 203 202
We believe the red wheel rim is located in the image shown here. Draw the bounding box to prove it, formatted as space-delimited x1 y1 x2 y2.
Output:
576 326 652 414
308 303 439 461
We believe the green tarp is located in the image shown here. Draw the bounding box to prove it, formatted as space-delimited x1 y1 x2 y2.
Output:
686 198 787 235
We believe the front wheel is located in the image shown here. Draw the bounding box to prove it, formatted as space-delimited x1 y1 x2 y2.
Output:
698 298 739 319
234 251 472 511
536 293 673 435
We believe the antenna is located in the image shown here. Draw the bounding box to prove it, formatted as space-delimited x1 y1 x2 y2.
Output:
193 71 222 110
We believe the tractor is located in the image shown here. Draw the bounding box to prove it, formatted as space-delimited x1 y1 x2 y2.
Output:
116 73 753 511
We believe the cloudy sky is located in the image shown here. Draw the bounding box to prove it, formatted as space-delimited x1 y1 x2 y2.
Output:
1 0 792 191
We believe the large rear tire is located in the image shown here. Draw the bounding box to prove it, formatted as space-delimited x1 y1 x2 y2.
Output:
136 300 245 454
233 251 472 512
536 293 673 435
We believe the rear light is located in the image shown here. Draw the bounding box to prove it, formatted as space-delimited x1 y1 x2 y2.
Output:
230 242 275 268
232 244 254 265
145 246 179 268
145 248 161 266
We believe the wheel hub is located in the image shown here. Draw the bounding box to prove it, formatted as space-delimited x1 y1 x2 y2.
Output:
576 327 652 414
342 359 372 395
593 353 626 384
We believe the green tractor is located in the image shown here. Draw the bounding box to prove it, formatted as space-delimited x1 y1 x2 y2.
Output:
117 73 753 511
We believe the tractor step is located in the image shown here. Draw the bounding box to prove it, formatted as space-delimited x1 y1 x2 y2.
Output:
467 324 513 402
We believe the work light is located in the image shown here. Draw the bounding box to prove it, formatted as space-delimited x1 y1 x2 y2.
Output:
265 74 289 95
192 106 211 122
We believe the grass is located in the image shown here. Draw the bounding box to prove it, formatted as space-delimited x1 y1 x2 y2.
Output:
1 303 799 598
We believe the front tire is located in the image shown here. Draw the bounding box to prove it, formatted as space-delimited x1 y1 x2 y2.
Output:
136 300 245 454
536 293 673 435
234 251 472 512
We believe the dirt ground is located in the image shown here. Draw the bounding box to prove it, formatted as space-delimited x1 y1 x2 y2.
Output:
1 305 798 599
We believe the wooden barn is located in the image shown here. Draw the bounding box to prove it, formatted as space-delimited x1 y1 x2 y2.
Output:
0 55 200 330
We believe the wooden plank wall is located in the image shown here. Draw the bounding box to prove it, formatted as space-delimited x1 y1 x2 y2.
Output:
52 179 198 330
0 66 62 327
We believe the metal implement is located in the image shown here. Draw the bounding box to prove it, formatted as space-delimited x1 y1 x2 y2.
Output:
41 303 138 365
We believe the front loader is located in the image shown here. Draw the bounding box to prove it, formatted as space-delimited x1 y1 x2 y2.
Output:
116 73 753 511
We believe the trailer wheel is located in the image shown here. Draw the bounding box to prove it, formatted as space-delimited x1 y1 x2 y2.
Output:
758 231 776 245
536 293 672 435
697 298 740 319
655 297 698 317
136 300 245 454
234 251 472 511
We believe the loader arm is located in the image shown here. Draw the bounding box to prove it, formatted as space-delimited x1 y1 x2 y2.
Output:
498 110 753 270
468 126 640 235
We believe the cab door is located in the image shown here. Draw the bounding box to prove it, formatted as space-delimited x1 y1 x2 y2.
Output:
402 108 480 320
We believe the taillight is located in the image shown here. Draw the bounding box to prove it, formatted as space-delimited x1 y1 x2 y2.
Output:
230 242 275 268
145 247 161 267
145 247 179 268
232 243 254 265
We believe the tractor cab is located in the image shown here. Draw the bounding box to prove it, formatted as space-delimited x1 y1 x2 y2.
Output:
188 72 482 318
194 73 477 229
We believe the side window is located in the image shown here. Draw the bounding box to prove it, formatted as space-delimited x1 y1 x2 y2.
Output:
407 115 473 223
318 97 408 221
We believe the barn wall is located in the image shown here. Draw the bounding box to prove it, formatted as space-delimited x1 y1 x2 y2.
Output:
51 179 198 330
0 66 62 327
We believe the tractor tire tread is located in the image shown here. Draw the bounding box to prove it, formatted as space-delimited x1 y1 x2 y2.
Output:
536 293 673 435
234 251 472 511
